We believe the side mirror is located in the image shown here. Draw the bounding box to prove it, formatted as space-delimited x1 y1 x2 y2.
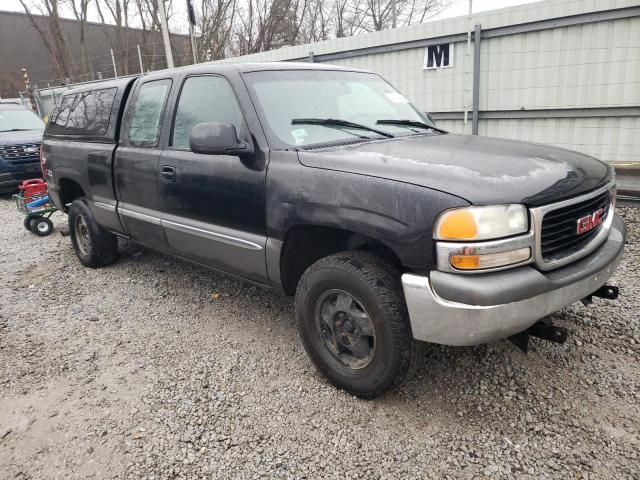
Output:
189 122 253 156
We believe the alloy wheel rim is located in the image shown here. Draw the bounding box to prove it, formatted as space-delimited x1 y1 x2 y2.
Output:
314 289 376 370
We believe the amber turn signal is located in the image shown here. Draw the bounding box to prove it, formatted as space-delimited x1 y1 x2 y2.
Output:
450 247 531 270
450 255 481 269
437 209 478 240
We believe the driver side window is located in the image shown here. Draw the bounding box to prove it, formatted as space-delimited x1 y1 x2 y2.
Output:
171 76 244 150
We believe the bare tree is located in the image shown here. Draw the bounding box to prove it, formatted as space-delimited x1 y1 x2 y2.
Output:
233 0 314 55
335 0 367 36
68 0 93 79
18 0 76 79
362 0 450 32
299 0 334 42
17 0 453 84
128 0 161 70
196 0 236 60
97 0 132 75
128 0 193 69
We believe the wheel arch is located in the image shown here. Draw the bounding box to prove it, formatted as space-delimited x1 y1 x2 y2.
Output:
278 223 404 296
57 177 86 212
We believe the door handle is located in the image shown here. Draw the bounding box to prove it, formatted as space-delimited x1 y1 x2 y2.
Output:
160 165 176 182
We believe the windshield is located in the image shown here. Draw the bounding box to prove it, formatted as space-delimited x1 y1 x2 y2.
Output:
244 70 435 147
0 109 45 132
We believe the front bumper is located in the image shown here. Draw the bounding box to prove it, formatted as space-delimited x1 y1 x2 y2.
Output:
402 215 625 346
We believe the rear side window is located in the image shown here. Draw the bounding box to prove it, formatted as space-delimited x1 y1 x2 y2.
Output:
171 76 244 149
65 88 117 136
127 80 171 147
47 95 75 135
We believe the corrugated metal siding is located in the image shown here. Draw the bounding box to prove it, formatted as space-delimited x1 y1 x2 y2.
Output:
479 116 640 162
431 119 465 134
218 0 640 163
479 17 640 110
416 118 640 163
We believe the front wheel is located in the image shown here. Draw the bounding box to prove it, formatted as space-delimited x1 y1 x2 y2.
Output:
68 199 118 268
295 252 418 398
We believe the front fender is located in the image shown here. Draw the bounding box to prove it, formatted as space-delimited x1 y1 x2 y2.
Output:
266 151 469 273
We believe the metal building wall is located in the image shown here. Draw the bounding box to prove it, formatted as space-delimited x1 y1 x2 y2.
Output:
218 0 640 174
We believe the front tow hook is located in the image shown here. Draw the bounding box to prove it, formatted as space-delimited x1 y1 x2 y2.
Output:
509 317 567 353
581 283 619 306
510 283 620 353
528 319 568 344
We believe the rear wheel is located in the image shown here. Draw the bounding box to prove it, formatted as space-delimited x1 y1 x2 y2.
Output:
24 214 39 232
32 217 53 236
295 251 418 398
68 199 118 268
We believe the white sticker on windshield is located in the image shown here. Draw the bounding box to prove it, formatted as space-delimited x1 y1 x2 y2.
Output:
385 92 409 104
291 128 308 145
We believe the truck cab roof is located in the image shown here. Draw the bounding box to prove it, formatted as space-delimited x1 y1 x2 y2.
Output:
132 61 368 83
59 62 365 100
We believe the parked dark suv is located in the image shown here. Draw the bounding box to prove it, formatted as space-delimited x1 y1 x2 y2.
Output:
0 103 45 193
42 63 624 397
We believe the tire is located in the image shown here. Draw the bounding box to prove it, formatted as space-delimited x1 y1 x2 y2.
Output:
68 198 118 268
24 214 39 232
32 217 54 236
295 251 418 399
29 216 41 232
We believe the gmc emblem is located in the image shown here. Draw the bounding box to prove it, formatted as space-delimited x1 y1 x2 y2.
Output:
576 208 605 234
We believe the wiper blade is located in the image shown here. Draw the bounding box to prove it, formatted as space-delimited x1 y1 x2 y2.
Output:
376 119 447 134
0 128 34 132
292 118 394 138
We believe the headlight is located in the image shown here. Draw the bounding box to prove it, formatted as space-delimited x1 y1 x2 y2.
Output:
434 205 528 241
435 204 533 273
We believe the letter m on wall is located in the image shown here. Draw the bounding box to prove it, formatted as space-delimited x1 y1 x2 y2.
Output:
424 43 454 70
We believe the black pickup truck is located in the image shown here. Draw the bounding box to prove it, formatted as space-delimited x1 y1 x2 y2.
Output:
42 63 625 398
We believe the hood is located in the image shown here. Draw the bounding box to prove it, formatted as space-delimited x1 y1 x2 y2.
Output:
0 129 44 146
297 134 612 207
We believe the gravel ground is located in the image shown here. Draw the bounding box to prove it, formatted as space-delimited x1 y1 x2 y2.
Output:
0 196 638 480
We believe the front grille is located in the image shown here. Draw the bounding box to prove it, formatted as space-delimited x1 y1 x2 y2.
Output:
540 190 611 261
0 143 40 165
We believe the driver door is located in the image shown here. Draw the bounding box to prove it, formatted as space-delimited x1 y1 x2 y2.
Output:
158 74 268 284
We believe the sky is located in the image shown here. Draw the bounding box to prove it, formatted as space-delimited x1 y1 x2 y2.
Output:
0 0 542 34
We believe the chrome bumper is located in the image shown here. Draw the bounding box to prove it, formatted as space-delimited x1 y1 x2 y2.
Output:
402 215 625 346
